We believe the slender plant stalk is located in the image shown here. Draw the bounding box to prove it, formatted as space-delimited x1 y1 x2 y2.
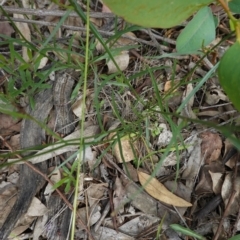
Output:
70 0 90 239
218 0 240 41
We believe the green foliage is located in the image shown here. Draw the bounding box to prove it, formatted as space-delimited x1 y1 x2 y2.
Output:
52 165 76 193
170 224 206 240
103 0 240 128
228 234 240 240
102 0 214 28
218 41 240 112
176 6 215 53
229 0 240 13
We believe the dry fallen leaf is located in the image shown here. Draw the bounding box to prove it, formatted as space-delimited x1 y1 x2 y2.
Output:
209 170 223 195
221 173 240 216
107 50 130 73
0 22 14 37
77 206 101 230
9 134 20 151
138 171 192 207
0 183 17 226
182 134 202 189
72 89 93 119
205 85 228 105
195 161 224 195
27 197 47 217
96 32 136 73
200 131 222 164
164 80 179 93
109 133 137 163
44 168 61 201
113 138 135 162
0 113 21 136
14 14 31 62
87 183 108 207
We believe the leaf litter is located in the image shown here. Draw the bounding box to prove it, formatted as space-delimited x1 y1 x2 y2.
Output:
1 1 240 240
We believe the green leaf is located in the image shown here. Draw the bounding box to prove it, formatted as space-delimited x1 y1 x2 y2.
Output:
218 42 240 111
176 6 215 53
102 0 214 28
170 224 206 240
229 234 240 240
229 0 240 14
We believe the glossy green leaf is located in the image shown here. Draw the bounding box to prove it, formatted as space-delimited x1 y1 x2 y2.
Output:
102 0 214 28
176 7 215 53
229 0 240 14
218 42 240 111
170 224 206 240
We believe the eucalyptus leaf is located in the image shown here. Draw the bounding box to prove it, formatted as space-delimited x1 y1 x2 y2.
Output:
176 6 215 53
229 0 240 14
218 42 240 111
103 0 214 28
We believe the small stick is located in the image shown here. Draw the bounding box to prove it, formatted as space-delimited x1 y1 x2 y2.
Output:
94 202 110 232
2 6 114 18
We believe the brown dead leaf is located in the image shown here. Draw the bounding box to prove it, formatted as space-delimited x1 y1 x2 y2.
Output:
165 90 183 109
96 32 136 73
195 161 224 195
164 80 179 93
200 131 222 164
0 114 21 136
72 90 93 119
123 162 138 182
87 183 108 207
90 17 103 27
27 197 47 217
44 168 61 201
195 165 213 195
110 134 137 163
164 181 191 216
138 171 192 207
102 3 112 13
77 206 101 230
209 171 223 195
223 139 238 169
222 173 240 216
0 183 17 226
0 22 14 37
9 134 20 150
107 123 136 164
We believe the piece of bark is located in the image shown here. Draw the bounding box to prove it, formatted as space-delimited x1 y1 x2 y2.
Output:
0 88 53 240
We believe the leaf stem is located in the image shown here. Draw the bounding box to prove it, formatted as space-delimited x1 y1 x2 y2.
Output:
217 0 240 41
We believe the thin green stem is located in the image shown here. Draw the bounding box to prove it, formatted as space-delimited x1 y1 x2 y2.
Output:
218 0 240 41
70 0 90 238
